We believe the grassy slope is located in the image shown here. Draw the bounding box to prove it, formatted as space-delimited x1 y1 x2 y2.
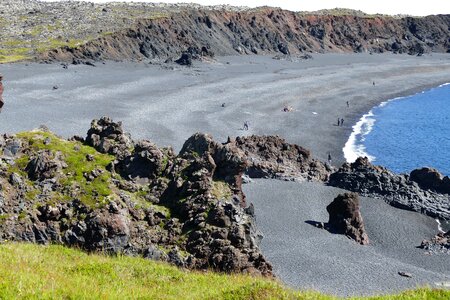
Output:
0 243 448 299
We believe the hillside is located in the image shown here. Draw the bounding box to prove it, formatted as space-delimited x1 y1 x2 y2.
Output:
0 0 449 63
1 243 449 299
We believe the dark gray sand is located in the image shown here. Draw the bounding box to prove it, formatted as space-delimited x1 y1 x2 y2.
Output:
1 53 450 165
244 180 450 296
1 53 450 296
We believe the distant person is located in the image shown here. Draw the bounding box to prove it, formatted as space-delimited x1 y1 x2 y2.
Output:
328 153 332 164
243 121 249 131
373 81 376 86
340 118 344 126
337 118 340 126
0 74 4 112
346 101 349 108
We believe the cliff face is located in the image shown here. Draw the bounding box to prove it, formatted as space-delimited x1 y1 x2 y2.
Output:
39 9 450 62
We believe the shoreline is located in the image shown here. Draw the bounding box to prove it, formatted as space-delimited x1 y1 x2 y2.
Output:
342 81 450 166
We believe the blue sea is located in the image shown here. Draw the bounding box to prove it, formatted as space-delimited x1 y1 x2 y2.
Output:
344 83 450 176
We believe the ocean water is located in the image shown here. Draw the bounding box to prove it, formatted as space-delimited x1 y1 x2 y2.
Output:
344 83 450 176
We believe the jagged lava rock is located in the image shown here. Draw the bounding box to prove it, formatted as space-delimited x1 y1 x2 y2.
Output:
0 118 272 276
326 192 369 245
235 135 332 181
328 157 450 220
85 116 133 158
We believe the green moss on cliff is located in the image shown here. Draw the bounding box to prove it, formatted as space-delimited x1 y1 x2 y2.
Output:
15 130 115 207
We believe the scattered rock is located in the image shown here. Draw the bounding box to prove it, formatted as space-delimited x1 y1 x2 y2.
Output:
175 53 192 66
0 117 272 277
419 230 449 254
398 271 413 278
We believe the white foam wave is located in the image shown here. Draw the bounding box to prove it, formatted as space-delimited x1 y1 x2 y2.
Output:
343 110 376 163
436 219 445 234
343 82 450 164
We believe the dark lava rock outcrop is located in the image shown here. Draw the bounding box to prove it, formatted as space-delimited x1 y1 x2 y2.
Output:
39 9 450 63
410 167 450 195
328 157 450 220
0 118 272 276
326 192 369 245
235 135 332 182
85 116 133 158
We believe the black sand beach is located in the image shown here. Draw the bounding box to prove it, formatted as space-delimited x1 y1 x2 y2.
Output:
1 53 450 296
2 53 450 166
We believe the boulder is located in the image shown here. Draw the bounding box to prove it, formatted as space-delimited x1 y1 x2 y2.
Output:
326 192 369 245
84 208 131 254
175 52 192 66
26 150 66 181
410 167 450 194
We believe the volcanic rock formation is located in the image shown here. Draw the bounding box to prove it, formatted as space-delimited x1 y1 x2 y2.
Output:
326 192 369 245
38 8 450 63
0 117 272 276
235 135 332 182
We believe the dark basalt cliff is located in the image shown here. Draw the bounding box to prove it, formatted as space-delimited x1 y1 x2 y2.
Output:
39 9 450 62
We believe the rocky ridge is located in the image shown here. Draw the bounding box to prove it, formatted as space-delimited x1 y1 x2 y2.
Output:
40 9 450 63
1 1 449 63
0 117 272 276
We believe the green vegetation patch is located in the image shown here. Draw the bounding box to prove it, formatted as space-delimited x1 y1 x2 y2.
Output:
15 131 115 207
0 243 448 299
211 180 233 200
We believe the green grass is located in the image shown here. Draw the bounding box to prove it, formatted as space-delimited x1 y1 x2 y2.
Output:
0 243 448 299
14 130 115 207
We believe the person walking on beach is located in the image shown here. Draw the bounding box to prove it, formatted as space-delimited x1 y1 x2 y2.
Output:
243 121 249 131
328 153 332 164
340 118 344 126
373 81 376 86
0 74 4 112
337 118 340 126
346 101 349 108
